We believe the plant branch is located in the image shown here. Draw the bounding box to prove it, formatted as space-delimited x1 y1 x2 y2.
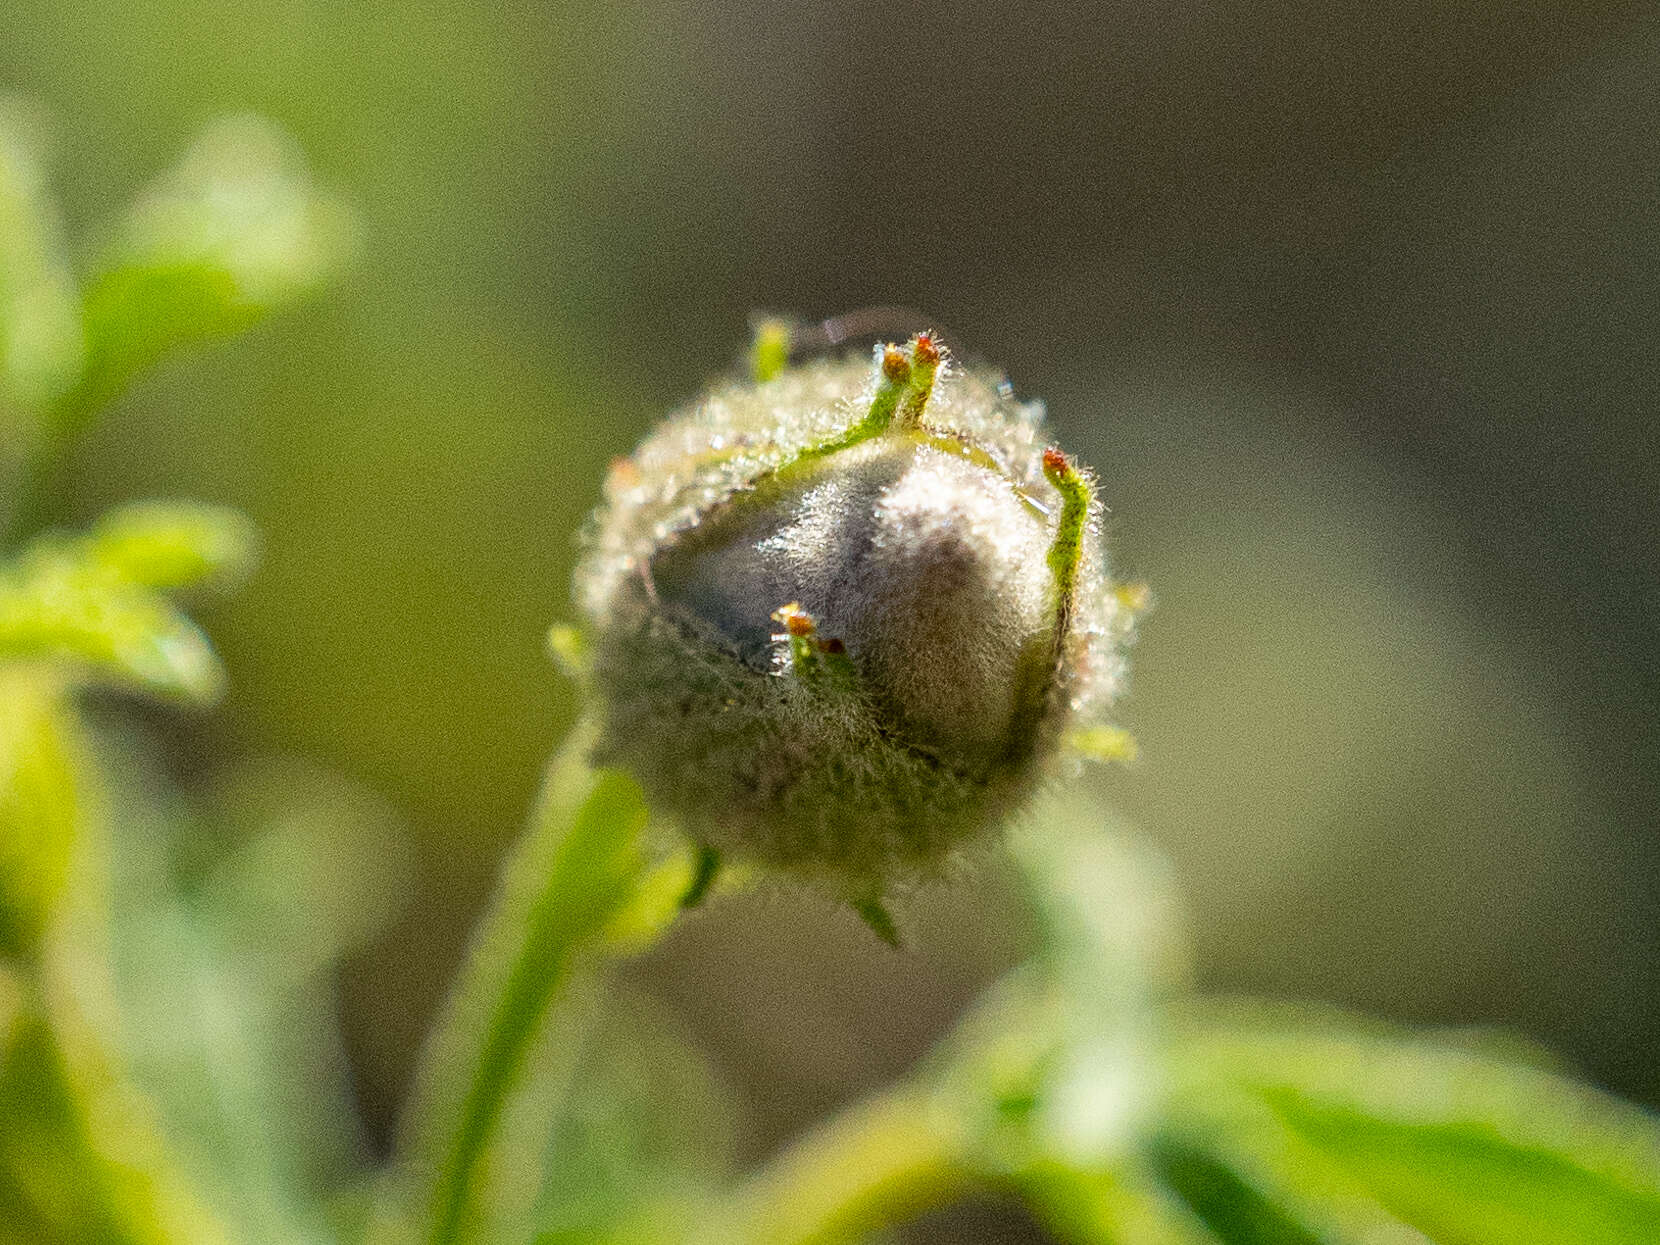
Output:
382 721 679 1245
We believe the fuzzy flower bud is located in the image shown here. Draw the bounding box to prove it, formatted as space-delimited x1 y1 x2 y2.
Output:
574 327 1132 899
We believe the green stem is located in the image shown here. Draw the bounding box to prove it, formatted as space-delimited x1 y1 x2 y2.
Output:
1016 1162 1221 1245
679 843 721 909
387 722 672 1245
678 1090 972 1245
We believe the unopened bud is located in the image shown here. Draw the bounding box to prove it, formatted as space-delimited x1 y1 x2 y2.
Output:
574 327 1132 891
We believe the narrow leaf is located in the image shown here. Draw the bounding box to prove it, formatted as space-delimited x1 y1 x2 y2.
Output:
0 546 223 703
1164 1004 1660 1245
53 115 354 428
87 501 259 593
0 669 79 958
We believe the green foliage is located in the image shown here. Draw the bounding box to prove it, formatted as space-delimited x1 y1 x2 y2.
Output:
0 103 352 540
0 669 77 956
0 699 236 1245
86 500 259 592
0 727 399 1245
0 1002 229 1245
922 805 1660 1245
4 92 1659 1245
55 115 354 431
1151 1006 1660 1245
0 502 255 702
100 751 409 1245
1 101 355 1245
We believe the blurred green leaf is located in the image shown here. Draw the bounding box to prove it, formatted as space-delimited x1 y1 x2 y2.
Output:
53 114 355 430
1143 1110 1413 1245
1153 1005 1660 1245
934 789 1189 1178
94 748 410 1245
0 1005 152 1245
490 983 736 1243
0 1000 231 1245
0 500 257 701
1017 1162 1221 1245
86 501 259 594
934 795 1660 1245
663 1084 968 1245
67 263 254 425
914 792 1199 1245
0 617 237 1245
0 669 78 958
0 538 224 703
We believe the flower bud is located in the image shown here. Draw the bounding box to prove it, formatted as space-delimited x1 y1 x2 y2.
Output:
574 329 1131 891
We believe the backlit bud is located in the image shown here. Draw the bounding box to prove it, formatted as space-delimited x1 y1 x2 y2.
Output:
574 327 1132 895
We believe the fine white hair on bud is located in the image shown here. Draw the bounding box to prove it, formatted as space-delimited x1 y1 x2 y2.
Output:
573 324 1134 901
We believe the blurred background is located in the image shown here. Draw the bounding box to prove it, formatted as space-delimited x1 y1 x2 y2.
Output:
4 1 1658 1238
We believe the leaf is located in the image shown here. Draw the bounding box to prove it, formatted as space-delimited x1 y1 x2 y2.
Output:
1018 1162 1222 1245
87 501 259 594
1156 1003 1660 1245
0 648 236 1245
495 984 735 1243
939 789 1188 1173
938 793 1660 1245
923 790 1197 1243
52 114 355 429
94 749 410 1245
0 540 224 703
0 668 79 958
0 997 231 1245
0 501 258 701
1144 1108 1415 1245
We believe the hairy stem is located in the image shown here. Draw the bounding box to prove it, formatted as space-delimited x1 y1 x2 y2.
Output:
386 722 675 1245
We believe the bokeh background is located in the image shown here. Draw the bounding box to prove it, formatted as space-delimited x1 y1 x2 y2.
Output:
5 1 1658 1237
